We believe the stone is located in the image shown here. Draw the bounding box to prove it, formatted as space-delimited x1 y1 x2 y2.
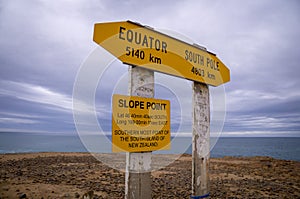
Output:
19 193 26 199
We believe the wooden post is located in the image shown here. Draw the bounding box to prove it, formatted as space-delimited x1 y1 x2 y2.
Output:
192 82 210 198
125 66 153 199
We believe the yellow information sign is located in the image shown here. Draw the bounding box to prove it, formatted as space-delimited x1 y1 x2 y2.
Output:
112 94 170 152
93 20 230 86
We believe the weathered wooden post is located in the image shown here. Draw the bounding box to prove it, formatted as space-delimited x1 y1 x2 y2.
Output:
125 66 153 199
192 82 210 198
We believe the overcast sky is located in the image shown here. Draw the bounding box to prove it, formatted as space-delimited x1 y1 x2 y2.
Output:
0 0 299 137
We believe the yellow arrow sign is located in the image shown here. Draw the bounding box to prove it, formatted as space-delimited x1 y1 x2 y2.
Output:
93 20 230 86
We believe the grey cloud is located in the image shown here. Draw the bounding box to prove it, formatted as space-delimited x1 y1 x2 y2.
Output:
0 0 299 136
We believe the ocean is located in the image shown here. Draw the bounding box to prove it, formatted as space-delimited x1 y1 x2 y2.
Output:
0 132 299 161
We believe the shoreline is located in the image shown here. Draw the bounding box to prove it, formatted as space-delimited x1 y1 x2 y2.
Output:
1 151 299 162
1 152 299 198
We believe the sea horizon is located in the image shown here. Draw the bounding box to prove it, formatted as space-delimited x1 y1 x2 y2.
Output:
0 132 299 161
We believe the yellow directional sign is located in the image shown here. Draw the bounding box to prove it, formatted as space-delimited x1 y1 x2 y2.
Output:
112 94 170 152
93 20 230 86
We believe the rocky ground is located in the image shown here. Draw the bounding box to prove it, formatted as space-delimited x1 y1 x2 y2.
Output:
0 152 299 198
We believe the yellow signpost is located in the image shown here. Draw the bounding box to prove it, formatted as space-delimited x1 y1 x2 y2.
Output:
112 94 170 152
93 20 231 199
93 20 230 86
